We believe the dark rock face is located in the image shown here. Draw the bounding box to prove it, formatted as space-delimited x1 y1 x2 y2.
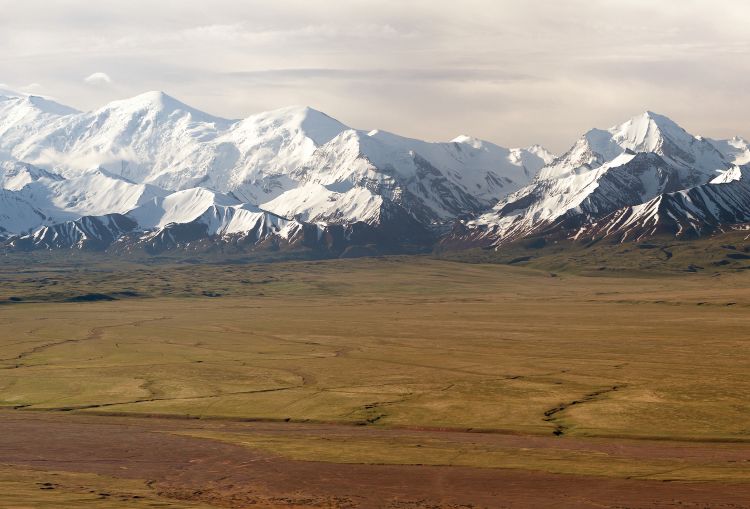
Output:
7 214 138 251
579 181 750 242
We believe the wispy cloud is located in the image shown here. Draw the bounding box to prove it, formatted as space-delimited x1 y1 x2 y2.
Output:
2 0 749 151
84 72 113 85
226 68 535 85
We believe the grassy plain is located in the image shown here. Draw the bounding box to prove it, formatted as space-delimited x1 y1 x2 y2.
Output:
175 426 750 482
0 466 212 508
439 229 750 274
1 255 750 440
3 251 750 507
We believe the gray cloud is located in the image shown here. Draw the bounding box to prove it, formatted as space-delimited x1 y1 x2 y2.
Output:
1 0 749 152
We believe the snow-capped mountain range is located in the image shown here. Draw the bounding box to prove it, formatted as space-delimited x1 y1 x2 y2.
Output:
0 86 748 255
449 111 750 248
0 88 551 252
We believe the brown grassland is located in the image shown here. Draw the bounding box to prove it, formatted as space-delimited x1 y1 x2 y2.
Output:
1 244 750 507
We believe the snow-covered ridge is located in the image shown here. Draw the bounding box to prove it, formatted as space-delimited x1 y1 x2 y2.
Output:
0 88 554 251
579 180 750 242
0 90 547 208
460 111 749 246
2 89 749 252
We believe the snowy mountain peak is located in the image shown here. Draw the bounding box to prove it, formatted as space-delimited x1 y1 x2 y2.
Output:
451 136 555 166
24 95 80 116
0 160 63 191
236 105 349 147
126 186 240 230
464 110 747 247
452 135 484 149
608 111 691 154
114 90 182 108
99 91 231 125
542 111 729 181
6 89 749 253
0 93 79 116
524 144 556 165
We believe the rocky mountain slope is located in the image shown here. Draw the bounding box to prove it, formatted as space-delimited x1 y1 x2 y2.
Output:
1 86 748 255
450 112 750 248
578 180 750 242
0 88 549 253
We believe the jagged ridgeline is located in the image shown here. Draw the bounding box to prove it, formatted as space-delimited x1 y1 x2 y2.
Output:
445 112 750 247
0 88 748 255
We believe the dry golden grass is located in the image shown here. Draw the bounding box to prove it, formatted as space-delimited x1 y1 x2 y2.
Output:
174 429 750 482
0 466 212 508
2 257 749 441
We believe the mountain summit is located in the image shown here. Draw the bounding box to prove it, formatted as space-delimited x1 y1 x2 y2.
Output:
1 90 748 254
454 112 749 247
0 89 554 253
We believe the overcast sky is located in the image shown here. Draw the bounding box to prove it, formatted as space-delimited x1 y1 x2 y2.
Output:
1 0 748 152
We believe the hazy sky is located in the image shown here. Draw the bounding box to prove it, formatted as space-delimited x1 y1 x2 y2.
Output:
1 0 748 152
